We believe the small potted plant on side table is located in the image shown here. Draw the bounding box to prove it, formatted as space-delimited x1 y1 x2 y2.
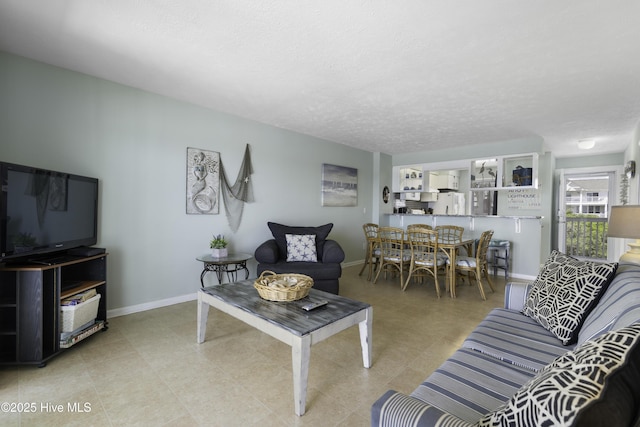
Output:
210 234 228 258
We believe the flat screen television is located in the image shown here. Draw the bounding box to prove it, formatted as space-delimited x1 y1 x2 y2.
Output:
0 161 99 263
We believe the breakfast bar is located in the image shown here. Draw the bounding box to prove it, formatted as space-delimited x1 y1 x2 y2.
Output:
385 213 543 280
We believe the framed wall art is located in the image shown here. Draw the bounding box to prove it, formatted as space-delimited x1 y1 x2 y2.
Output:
186 147 220 214
321 163 358 207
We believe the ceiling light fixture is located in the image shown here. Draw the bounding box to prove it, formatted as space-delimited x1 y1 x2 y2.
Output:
577 139 596 150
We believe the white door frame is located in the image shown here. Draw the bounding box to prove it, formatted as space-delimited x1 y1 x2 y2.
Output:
556 166 624 261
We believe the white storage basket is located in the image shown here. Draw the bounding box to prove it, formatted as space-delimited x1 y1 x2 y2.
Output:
60 293 101 333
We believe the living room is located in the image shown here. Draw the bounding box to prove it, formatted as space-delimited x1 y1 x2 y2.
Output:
3 47 639 312
2 2 640 426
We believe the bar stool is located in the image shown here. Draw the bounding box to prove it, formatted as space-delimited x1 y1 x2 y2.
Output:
487 239 510 279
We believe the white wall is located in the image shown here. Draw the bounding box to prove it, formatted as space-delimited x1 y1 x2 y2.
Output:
0 52 374 312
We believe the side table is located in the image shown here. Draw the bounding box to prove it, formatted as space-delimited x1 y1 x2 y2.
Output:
196 253 252 287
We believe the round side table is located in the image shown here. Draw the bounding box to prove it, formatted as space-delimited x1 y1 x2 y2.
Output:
196 253 253 287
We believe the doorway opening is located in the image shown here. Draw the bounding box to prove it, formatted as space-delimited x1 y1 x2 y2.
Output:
557 169 617 261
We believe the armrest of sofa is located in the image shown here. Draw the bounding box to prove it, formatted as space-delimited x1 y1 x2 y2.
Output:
371 390 474 427
322 239 345 263
504 282 533 311
254 239 280 264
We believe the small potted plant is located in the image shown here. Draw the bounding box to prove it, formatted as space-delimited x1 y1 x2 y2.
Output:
210 234 228 258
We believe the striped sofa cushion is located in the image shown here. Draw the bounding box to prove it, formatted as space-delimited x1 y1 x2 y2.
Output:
408 347 536 423
371 390 474 427
462 308 574 372
578 262 640 346
503 282 532 312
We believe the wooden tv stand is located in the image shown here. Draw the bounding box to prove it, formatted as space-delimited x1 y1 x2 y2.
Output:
0 253 108 367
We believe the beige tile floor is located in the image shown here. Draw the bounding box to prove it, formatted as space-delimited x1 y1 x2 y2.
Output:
0 265 513 427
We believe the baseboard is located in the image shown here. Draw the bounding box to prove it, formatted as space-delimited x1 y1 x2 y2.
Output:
107 292 197 318
108 262 366 317
342 259 364 268
346 259 536 282
105 268 535 318
508 273 536 282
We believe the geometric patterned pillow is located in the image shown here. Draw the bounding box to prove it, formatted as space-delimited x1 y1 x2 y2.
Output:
522 250 618 345
285 234 317 262
476 323 640 427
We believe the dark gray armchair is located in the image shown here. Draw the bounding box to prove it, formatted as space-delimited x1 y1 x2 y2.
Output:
254 222 345 294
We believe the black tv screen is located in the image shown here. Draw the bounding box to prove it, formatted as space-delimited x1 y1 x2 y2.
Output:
0 162 98 263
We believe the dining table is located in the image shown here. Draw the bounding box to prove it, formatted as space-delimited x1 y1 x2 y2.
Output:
435 236 474 298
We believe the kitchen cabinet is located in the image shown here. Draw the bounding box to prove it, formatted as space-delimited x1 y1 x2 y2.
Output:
392 166 424 192
431 170 459 190
470 153 538 190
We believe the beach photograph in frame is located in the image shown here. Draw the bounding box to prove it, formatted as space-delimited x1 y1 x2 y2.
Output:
321 163 357 207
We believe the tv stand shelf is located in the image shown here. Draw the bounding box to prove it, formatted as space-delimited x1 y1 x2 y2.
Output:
0 253 108 367
61 280 106 299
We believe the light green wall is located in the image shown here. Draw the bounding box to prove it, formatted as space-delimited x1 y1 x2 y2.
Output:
2 50 635 310
0 52 374 311
374 152 394 224
556 153 624 170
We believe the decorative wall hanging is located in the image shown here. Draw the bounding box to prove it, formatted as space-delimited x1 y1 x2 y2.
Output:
621 160 636 205
507 188 541 209
186 147 220 214
625 160 636 178
220 144 254 231
620 174 629 205
382 185 390 204
321 163 358 207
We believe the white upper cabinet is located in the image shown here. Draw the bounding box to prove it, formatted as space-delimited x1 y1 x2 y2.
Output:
431 170 459 190
393 153 538 194
470 153 538 190
392 165 424 192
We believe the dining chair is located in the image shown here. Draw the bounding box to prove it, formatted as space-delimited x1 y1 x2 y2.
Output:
358 223 380 281
434 225 464 243
449 229 495 300
435 224 468 259
374 226 410 288
406 223 432 232
404 228 446 296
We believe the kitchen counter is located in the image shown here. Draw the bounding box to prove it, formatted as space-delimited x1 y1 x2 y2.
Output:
387 213 543 219
384 214 544 279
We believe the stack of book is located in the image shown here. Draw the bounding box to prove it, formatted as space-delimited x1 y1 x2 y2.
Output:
61 288 97 306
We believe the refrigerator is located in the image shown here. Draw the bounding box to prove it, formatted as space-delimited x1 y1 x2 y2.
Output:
433 192 465 215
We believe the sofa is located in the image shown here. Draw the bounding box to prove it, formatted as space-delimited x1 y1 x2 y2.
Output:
254 222 345 294
372 251 640 426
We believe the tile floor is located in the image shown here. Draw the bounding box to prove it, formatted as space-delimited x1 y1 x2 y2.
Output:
0 265 513 426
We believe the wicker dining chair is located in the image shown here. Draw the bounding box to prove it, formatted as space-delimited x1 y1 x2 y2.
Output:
448 229 495 300
434 225 464 243
404 227 446 296
406 223 432 232
359 223 380 281
374 226 410 288
435 224 467 259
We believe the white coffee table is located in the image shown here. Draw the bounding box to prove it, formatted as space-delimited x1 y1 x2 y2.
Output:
197 280 372 416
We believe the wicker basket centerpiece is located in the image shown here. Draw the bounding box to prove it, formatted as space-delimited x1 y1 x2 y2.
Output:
254 271 314 302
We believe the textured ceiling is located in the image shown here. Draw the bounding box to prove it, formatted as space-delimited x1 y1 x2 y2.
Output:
1 1 640 157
